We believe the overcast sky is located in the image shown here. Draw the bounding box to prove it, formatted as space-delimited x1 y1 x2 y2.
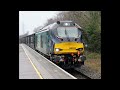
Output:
19 11 59 35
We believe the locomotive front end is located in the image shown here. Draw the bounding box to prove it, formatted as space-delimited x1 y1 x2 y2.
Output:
50 21 86 69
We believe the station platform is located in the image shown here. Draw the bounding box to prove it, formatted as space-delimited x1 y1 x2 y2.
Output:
19 44 76 79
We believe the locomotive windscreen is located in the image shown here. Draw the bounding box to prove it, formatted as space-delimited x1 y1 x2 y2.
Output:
57 27 81 38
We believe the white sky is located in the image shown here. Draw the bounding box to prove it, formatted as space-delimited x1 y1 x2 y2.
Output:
19 11 59 35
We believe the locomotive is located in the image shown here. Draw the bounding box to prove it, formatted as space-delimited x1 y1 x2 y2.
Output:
20 21 87 69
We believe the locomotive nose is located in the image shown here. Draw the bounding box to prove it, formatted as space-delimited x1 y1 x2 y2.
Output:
54 42 84 54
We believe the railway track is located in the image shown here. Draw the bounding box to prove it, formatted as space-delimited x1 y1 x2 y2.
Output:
65 68 92 79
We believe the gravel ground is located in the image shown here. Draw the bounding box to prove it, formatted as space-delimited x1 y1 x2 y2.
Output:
75 64 101 79
65 69 87 79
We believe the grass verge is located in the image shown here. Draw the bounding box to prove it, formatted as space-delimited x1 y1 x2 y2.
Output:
84 51 101 72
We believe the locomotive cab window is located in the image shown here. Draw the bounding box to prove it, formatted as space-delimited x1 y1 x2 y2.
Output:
56 27 81 38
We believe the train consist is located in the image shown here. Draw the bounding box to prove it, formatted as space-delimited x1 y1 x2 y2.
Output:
20 21 87 69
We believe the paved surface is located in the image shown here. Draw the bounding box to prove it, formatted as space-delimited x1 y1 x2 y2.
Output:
19 44 76 79
19 45 40 79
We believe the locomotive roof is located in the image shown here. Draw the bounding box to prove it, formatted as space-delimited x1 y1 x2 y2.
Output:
36 21 82 33
21 21 82 37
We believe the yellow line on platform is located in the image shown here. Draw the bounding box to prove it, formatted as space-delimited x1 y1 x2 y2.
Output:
21 44 43 79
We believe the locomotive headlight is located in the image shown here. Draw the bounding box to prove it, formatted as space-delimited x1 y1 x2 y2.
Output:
76 48 83 51
79 48 83 51
64 23 70 26
64 23 69 26
55 48 60 52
